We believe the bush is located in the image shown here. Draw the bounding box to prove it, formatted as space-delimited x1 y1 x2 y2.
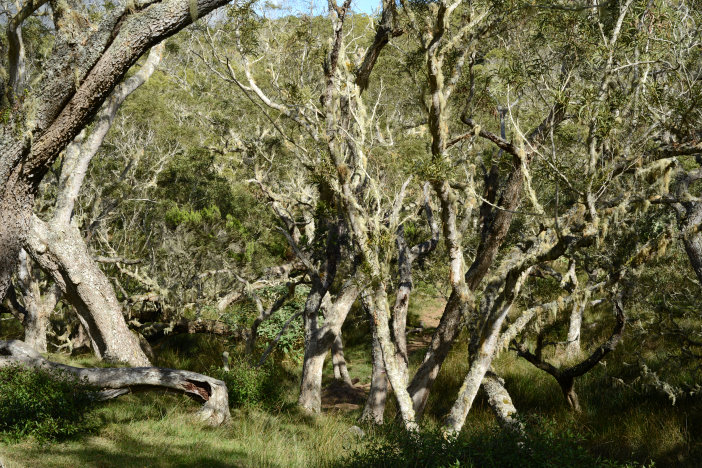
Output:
340 419 647 468
210 357 283 408
0 365 96 441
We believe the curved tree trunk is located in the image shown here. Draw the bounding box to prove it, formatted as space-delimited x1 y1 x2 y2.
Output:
26 217 150 366
18 45 165 366
444 267 532 435
0 0 232 303
0 340 230 426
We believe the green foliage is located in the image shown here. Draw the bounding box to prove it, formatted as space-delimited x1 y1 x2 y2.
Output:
210 358 283 408
0 365 96 442
254 285 309 359
340 420 647 468
157 149 235 218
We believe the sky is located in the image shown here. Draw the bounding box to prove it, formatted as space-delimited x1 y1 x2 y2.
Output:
264 0 383 16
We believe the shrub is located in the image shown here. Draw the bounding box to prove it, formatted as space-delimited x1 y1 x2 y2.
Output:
0 365 96 441
210 357 282 408
254 286 308 361
340 419 647 468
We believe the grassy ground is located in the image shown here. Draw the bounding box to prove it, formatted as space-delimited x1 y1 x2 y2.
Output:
1 312 700 467
0 395 362 467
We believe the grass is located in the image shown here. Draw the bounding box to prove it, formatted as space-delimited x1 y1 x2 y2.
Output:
0 395 362 468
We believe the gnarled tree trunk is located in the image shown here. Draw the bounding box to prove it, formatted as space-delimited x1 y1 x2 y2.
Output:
26 217 149 365
0 0 232 304
19 45 165 366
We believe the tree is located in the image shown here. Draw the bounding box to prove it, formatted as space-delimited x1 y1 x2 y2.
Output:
0 0 236 307
18 44 165 364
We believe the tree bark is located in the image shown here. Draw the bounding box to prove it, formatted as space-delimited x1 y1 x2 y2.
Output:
565 295 587 359
444 267 532 435
20 284 58 354
298 283 332 412
16 249 61 353
0 172 32 305
361 311 388 424
0 340 230 426
331 332 352 385
18 45 164 366
298 281 359 412
482 370 524 436
405 101 568 420
298 342 328 412
407 166 525 418
26 217 150 366
366 285 418 430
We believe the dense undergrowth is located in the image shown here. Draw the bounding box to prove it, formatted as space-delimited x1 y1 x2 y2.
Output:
0 365 96 442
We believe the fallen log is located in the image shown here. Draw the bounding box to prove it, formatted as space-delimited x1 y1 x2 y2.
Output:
0 340 230 426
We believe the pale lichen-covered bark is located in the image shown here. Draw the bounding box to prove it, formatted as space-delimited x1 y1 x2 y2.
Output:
298 281 359 413
361 322 388 424
367 284 418 430
444 268 531 435
565 293 588 359
15 249 61 353
482 370 524 436
26 217 150 365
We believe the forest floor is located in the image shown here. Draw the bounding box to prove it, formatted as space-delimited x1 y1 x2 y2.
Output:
1 300 701 467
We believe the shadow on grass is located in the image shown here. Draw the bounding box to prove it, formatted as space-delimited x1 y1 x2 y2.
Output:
1 430 254 468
